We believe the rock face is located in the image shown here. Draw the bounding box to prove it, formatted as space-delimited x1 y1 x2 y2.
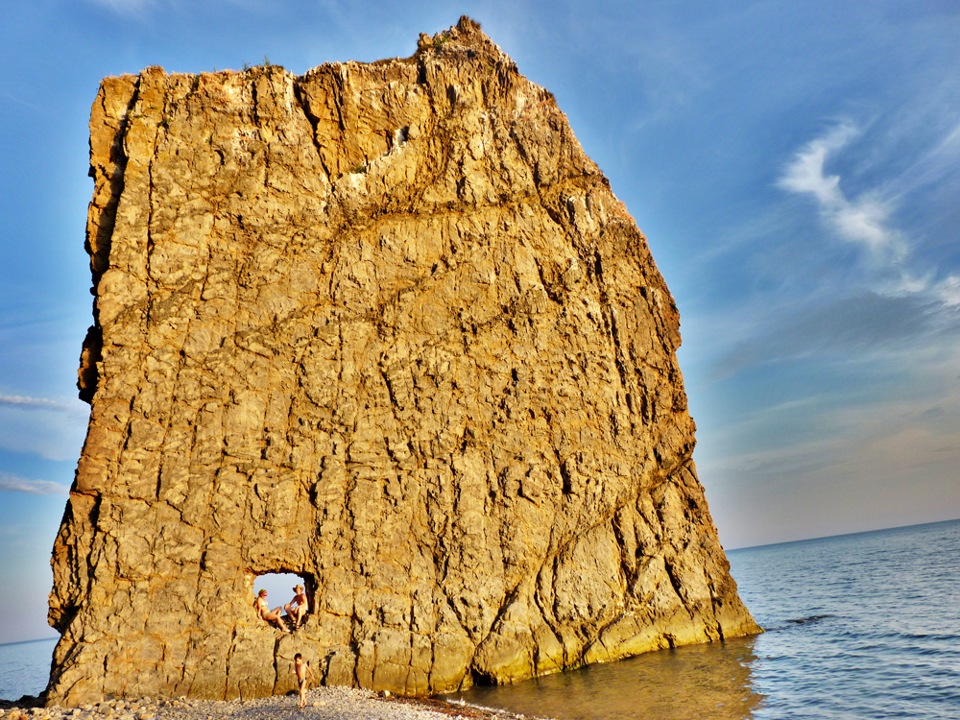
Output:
48 17 759 707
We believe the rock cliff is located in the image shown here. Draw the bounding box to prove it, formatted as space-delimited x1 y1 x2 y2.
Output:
48 16 760 707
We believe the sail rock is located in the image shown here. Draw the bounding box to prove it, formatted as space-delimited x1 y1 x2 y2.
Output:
47 16 760 707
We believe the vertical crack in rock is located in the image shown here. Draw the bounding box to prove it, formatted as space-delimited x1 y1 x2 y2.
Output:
292 81 333 181
48 15 761 707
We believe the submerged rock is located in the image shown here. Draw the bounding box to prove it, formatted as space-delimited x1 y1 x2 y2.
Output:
48 16 759 707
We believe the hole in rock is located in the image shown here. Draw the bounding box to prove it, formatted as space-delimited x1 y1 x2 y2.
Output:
252 571 314 630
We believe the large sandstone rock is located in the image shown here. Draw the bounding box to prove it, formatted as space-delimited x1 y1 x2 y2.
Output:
48 17 759 707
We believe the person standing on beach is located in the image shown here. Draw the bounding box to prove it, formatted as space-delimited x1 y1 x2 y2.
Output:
292 653 316 708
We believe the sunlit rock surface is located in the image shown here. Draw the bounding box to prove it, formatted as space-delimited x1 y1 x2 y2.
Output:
48 16 760 707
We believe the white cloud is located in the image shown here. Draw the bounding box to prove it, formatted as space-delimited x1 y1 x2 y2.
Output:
924 120 960 169
90 0 155 13
778 122 856 203
0 396 89 462
702 347 960 547
778 121 960 312
830 194 902 258
778 121 907 263
0 472 68 496
0 394 73 411
89 0 265 17
933 275 960 308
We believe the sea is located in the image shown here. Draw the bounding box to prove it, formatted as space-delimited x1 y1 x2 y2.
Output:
2 519 958 718
0 637 56 703
444 518 960 720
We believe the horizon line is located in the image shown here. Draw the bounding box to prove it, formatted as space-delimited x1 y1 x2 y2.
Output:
728 516 960 552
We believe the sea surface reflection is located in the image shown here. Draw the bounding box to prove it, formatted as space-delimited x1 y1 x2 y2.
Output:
440 636 762 720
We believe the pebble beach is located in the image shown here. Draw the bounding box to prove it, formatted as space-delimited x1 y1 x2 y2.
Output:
0 687 536 720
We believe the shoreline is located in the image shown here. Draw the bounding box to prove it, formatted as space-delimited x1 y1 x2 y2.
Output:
0 686 543 720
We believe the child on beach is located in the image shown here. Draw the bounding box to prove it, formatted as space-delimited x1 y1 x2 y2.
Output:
292 653 316 708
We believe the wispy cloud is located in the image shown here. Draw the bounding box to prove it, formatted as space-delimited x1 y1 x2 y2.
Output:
934 275 960 308
778 121 907 264
0 90 43 114
0 472 68 496
0 394 73 411
89 0 264 18
90 0 153 11
700 339 960 546
0 395 89 462
778 121 960 311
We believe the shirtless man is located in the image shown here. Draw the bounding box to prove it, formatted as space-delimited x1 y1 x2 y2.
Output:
284 584 309 629
292 653 316 708
253 589 289 632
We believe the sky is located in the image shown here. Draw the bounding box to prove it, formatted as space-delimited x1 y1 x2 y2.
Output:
1 0 958 645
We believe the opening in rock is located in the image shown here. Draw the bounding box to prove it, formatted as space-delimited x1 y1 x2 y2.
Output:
252 572 313 630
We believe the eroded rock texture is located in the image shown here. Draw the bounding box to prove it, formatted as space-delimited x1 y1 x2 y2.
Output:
48 17 759 707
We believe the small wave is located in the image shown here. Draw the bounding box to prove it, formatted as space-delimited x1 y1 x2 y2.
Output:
762 614 835 631
897 631 960 643
786 614 833 625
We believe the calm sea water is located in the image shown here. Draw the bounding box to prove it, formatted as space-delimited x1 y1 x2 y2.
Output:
444 519 960 719
0 637 55 701
3 520 959 717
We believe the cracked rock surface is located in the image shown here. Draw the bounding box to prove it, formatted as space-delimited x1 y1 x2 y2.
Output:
48 16 760 707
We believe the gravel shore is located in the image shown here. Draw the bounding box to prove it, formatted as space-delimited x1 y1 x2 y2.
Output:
0 687 542 720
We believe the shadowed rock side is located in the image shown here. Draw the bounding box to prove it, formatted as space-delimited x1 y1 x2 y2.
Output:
48 16 760 707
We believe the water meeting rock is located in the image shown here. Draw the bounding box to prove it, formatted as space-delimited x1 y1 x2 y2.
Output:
47 16 760 707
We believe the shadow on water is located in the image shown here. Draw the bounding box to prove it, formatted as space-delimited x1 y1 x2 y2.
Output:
440 636 763 720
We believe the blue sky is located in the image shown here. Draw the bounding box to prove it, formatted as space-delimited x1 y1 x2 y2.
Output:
1 0 958 645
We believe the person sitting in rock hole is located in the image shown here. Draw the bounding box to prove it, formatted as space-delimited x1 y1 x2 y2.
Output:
284 584 309 629
253 589 289 632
